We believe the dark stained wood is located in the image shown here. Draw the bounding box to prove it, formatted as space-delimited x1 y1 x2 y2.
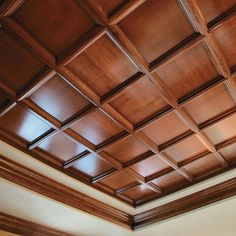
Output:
133 177 236 229
37 132 87 162
66 33 139 96
103 135 150 164
118 0 195 63
29 74 91 122
12 0 96 55
0 24 45 92
195 0 236 23
69 108 124 145
0 212 74 236
0 0 235 207
184 83 235 124
154 42 220 100
212 15 236 70
109 76 168 124
0 105 51 143
164 135 208 164
140 111 190 146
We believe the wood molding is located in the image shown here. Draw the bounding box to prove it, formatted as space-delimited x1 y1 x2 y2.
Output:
0 155 132 229
0 155 236 231
133 178 236 229
0 212 74 236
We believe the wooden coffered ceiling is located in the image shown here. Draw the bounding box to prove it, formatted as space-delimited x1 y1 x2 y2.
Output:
0 0 236 207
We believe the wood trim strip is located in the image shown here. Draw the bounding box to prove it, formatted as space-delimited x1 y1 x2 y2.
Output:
133 178 236 229
0 156 132 229
0 212 74 236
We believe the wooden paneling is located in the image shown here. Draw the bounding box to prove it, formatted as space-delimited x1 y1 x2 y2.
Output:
141 111 190 146
72 153 113 177
183 154 223 179
103 136 150 164
184 84 235 124
220 143 236 164
29 74 91 122
155 42 219 100
122 184 156 202
70 109 124 145
67 34 139 96
164 135 208 164
0 0 236 207
204 114 236 146
109 76 168 124
152 171 189 191
118 0 194 63
38 132 86 162
12 0 95 55
130 155 172 178
0 25 45 92
196 0 236 23
212 15 236 69
99 171 137 190
0 105 51 143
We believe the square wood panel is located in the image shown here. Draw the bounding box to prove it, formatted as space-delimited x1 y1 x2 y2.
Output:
0 105 51 143
67 34 139 96
0 26 45 92
109 76 168 124
103 136 150 164
122 184 157 202
220 143 236 164
212 15 236 69
164 135 208 164
141 111 190 146
99 171 137 191
184 84 235 125
196 0 236 23
155 42 219 100
183 154 222 179
203 113 236 146
130 155 172 178
152 171 189 191
37 132 86 162
71 153 113 178
118 0 195 63
13 0 96 55
29 74 91 122
69 109 124 146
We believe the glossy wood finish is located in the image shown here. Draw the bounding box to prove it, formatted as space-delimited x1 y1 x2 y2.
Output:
109 76 168 124
155 42 219 100
0 0 236 206
141 111 190 146
70 109 124 145
184 84 235 124
12 0 95 55
71 153 113 177
38 132 86 162
104 136 150 164
118 0 194 63
183 154 223 179
212 15 236 69
220 143 236 164
196 0 236 23
29 74 91 122
67 34 139 96
204 114 236 146
0 105 51 143
0 25 45 92
164 135 208 164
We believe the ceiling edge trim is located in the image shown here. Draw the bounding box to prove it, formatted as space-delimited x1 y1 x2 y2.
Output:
0 212 74 236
